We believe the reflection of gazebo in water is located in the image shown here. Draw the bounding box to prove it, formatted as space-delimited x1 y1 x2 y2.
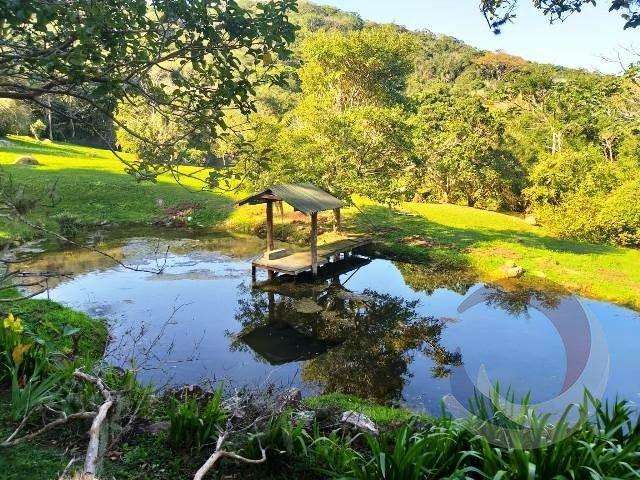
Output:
237 183 371 278
236 255 372 365
241 325 334 365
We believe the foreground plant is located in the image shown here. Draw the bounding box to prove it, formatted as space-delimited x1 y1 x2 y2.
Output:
167 385 228 451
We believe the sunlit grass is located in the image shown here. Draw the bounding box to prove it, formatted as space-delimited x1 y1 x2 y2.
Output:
2 136 639 309
354 201 640 310
0 136 237 242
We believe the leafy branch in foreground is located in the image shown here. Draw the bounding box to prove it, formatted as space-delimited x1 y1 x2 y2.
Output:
480 0 640 32
0 0 298 186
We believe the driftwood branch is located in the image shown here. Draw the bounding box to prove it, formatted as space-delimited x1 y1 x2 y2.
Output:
0 411 97 447
193 431 266 480
0 370 115 479
73 370 114 477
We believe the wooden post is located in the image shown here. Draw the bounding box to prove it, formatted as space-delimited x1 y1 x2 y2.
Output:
310 212 318 276
267 291 275 322
333 208 341 233
266 201 274 251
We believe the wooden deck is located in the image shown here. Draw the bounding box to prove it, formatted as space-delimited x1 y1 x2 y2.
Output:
252 237 372 275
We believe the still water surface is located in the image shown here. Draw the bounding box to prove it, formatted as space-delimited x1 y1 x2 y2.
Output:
26 235 640 415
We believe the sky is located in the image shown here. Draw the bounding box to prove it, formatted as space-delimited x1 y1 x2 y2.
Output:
315 0 638 74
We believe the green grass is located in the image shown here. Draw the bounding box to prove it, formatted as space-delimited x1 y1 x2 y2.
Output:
303 393 429 426
2 135 640 310
351 202 640 310
0 298 108 364
0 136 236 244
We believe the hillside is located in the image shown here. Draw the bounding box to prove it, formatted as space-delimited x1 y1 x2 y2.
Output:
223 1 638 249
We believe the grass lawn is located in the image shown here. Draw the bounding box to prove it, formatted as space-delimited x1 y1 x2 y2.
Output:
353 202 640 310
2 135 639 310
0 136 237 244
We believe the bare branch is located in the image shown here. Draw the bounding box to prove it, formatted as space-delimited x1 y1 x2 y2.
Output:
193 430 266 480
0 412 97 447
73 370 114 477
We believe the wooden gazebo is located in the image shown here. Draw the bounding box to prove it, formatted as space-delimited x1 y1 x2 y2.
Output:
238 183 370 277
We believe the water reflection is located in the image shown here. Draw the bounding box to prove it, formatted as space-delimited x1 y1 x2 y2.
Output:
18 235 640 414
232 267 463 403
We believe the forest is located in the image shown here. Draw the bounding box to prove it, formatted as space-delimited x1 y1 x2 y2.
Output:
3 2 638 246
1 1 640 479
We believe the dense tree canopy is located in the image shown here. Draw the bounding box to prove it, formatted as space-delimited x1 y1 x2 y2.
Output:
0 0 297 181
411 86 520 208
223 3 638 246
1 1 638 247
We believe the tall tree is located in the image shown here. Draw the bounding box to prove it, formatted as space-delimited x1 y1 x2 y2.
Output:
250 26 418 204
411 86 520 208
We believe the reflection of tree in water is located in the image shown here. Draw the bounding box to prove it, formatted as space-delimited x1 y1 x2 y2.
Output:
480 283 563 316
397 260 566 317
232 280 462 403
301 291 462 403
395 262 477 296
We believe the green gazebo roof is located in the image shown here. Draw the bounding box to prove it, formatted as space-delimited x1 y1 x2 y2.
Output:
238 182 344 214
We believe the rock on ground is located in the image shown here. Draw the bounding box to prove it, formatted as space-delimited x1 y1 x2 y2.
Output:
341 411 379 435
503 262 525 278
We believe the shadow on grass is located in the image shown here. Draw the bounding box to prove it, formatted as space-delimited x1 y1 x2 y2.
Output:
352 204 618 256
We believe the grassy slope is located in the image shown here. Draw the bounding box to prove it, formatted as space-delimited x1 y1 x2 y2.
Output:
0 136 236 243
355 202 640 310
2 136 639 310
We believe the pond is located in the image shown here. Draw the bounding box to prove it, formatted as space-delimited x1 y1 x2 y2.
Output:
23 234 640 416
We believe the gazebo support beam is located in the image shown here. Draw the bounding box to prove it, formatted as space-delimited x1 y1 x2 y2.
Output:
266 201 275 251
333 208 341 233
310 212 318 276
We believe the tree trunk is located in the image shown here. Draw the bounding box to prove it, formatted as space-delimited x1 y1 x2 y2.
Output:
46 96 53 141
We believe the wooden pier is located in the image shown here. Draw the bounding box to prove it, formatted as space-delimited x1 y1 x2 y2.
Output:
251 237 372 277
239 183 372 278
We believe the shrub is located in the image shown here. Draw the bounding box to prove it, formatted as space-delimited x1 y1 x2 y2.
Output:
54 212 84 240
595 178 640 246
537 178 640 247
0 99 32 137
30 119 46 140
